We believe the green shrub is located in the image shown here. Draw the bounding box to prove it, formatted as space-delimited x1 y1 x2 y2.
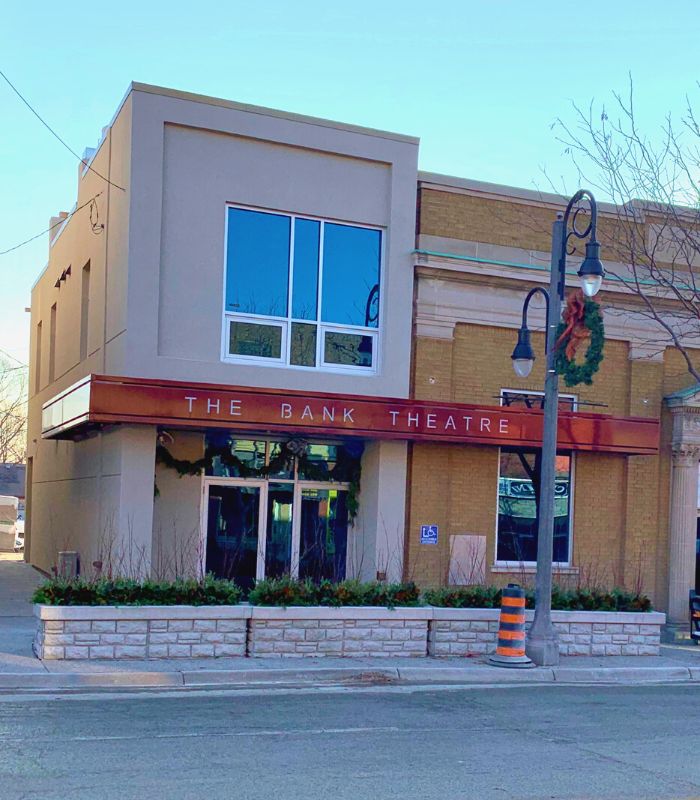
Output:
32 575 242 606
423 584 652 612
247 577 421 608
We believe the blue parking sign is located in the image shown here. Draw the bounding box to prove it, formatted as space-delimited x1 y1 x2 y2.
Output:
420 524 438 545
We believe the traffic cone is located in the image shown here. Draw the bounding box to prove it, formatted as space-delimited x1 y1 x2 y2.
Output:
488 583 533 668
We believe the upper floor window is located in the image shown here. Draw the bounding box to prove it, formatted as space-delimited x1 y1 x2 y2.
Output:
224 207 381 371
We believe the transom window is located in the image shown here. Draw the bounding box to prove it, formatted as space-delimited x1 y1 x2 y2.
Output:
224 207 381 371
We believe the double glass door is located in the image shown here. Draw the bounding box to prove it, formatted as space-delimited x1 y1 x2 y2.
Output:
204 479 349 590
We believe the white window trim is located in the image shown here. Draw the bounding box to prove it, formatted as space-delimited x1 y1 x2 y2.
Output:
221 203 383 373
494 388 576 569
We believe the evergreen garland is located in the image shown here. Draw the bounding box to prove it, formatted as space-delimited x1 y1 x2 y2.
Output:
155 440 362 521
554 298 605 387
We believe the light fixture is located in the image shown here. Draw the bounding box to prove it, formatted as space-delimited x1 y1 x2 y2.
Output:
577 240 605 297
511 326 535 378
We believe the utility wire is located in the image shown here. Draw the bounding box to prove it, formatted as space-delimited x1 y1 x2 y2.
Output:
0 193 101 256
0 68 125 191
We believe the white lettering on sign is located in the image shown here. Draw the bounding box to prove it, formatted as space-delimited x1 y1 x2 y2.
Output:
281 403 292 419
389 411 400 426
343 408 354 423
301 405 313 420
445 415 456 430
230 400 242 417
185 396 197 413
426 413 437 429
499 419 509 434
480 418 491 432
463 416 472 430
408 412 419 427
207 398 220 415
323 406 335 422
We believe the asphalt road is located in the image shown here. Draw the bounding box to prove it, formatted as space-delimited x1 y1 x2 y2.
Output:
2 683 700 799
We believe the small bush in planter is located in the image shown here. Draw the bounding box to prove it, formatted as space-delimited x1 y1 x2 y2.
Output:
247 577 421 608
32 575 242 606
423 584 652 612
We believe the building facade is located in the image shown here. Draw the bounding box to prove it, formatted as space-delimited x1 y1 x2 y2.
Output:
25 84 699 625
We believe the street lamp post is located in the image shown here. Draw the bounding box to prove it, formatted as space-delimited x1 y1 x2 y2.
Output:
510 190 605 666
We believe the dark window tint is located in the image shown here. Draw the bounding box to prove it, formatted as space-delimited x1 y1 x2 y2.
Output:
226 208 290 317
292 219 320 320
229 321 282 359
290 322 316 366
324 331 373 367
321 223 380 328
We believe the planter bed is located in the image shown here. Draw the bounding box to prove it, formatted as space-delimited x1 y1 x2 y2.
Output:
33 604 666 660
429 608 666 657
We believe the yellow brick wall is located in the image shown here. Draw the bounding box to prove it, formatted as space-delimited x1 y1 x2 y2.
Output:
406 323 692 609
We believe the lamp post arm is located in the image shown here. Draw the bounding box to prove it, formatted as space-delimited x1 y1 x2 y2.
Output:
521 287 551 354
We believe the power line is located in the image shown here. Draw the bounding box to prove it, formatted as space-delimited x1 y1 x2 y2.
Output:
0 193 101 256
0 348 28 369
0 68 125 192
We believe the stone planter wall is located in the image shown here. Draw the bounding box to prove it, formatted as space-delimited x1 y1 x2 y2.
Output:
34 604 665 660
34 605 250 660
248 607 430 658
428 609 666 657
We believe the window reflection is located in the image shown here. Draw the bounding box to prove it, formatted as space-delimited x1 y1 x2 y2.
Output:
324 331 373 367
229 321 282 359
226 208 290 317
321 223 381 328
496 448 571 563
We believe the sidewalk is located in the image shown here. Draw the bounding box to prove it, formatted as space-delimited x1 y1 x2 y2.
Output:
2 554 700 693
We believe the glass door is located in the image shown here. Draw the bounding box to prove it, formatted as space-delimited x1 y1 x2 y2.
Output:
297 486 349 582
205 482 265 591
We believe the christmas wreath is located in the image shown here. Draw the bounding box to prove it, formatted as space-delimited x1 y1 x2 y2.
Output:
554 290 605 387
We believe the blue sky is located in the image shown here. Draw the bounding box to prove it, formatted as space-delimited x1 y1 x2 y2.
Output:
1 0 697 363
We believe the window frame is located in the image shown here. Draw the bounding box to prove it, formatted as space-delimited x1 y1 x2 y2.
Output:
221 204 384 374
494 389 577 569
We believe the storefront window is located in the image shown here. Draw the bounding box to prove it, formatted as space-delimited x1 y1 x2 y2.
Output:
224 207 380 370
496 448 572 564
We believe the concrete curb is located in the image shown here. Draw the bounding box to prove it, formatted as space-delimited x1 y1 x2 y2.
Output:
0 664 698 692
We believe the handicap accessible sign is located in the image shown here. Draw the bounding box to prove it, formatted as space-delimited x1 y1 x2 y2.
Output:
420 524 439 545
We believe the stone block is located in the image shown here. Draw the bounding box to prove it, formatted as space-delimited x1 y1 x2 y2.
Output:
342 639 364 652
44 621 64 632
344 627 371 640
124 634 148 645
569 623 592 634
147 645 169 659
65 621 91 633
612 635 629 644
168 644 191 658
429 642 452 656
217 620 246 632
115 645 147 659
283 628 306 642
89 646 114 659
476 632 496 643
255 627 284 641
592 634 612 644
469 622 489 632
567 644 591 656
149 632 178 644
605 645 622 656
356 620 380 628
402 641 427 653
639 625 659 635
304 629 326 642
100 634 127 645
319 620 344 628
176 633 202 644
621 644 640 655
201 632 225 644
148 620 168 631
191 644 216 658
272 641 296 653
317 640 342 653
390 628 410 641
193 620 217 632
250 641 274 654
623 624 640 634
43 633 75 646
116 621 148 633
74 634 100 645
214 644 244 657
591 644 606 656
592 623 607 632
167 620 193 632
638 645 660 655
64 646 90 660
224 632 245 644
91 621 116 633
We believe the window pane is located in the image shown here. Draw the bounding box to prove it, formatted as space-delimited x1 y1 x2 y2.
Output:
205 437 267 477
229 321 282 359
265 483 294 578
206 485 260 591
290 322 316 367
292 219 319 320
496 449 571 563
324 331 373 367
299 489 348 582
321 223 381 328
226 208 290 317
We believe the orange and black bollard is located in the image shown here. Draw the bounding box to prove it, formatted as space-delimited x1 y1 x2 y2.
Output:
488 584 533 668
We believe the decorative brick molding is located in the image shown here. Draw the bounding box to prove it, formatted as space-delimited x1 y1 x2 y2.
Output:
34 605 665 660
428 609 666 657
33 605 250 660
247 607 431 658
